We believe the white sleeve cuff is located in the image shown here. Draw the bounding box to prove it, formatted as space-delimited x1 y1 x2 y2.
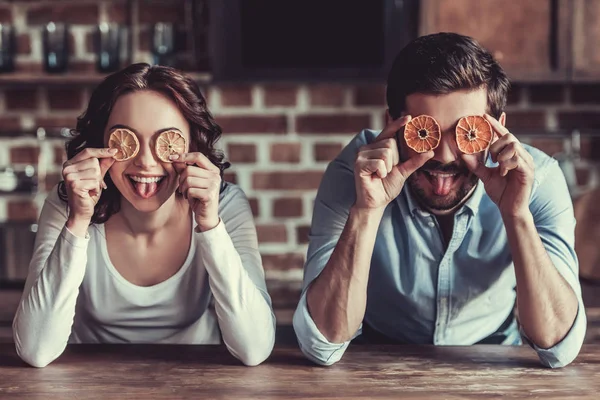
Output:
520 301 587 368
292 291 355 366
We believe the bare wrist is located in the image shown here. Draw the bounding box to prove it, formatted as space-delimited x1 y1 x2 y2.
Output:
502 209 533 227
66 215 91 238
195 217 220 233
349 204 386 225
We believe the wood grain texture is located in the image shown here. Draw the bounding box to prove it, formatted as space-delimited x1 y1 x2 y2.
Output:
0 344 599 399
572 0 600 79
419 0 571 81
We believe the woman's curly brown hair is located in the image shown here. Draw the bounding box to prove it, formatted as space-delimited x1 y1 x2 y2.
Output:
58 63 229 224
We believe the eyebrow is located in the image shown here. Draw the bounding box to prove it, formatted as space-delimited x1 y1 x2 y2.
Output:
107 124 183 135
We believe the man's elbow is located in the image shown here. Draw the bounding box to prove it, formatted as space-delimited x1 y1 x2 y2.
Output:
538 349 580 369
535 333 585 369
299 343 341 366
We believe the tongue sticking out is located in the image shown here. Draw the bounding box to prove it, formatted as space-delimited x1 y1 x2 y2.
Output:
133 181 159 199
431 175 454 196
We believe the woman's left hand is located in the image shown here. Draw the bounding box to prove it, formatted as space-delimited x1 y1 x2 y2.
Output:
171 152 221 232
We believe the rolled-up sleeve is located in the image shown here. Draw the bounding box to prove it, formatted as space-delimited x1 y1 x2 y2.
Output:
293 131 369 365
524 157 587 368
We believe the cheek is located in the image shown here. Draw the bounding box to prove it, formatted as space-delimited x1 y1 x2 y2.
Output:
108 163 126 182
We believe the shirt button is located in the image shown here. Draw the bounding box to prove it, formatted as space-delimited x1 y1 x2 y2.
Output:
428 221 435 228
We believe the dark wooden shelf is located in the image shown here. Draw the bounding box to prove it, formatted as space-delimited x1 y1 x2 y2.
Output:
0 72 212 86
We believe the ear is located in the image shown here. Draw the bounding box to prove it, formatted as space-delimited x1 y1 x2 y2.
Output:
499 112 506 127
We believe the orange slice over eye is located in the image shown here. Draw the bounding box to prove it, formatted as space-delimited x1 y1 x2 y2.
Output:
108 128 140 161
455 115 493 154
404 114 441 153
155 130 187 162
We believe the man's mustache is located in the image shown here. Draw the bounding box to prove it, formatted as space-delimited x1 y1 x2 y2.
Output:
420 160 469 174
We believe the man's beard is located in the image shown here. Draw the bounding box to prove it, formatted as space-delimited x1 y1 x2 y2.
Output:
407 159 479 211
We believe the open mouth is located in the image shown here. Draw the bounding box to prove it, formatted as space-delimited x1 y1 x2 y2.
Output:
420 170 464 196
127 175 167 199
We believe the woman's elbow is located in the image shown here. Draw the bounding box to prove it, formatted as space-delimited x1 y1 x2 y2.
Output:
15 343 58 368
234 334 275 366
14 329 60 368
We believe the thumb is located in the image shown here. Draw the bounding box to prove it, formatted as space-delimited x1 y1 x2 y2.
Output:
99 157 116 178
172 161 187 175
397 151 434 180
461 154 490 182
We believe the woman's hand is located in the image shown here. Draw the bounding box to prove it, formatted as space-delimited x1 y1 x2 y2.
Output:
171 152 221 232
62 147 117 235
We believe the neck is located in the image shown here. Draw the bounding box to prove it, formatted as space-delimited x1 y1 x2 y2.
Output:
118 194 189 236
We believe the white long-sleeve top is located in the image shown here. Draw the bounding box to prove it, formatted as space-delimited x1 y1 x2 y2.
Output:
13 183 276 368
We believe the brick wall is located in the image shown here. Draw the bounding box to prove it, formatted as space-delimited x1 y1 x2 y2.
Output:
1 1 600 314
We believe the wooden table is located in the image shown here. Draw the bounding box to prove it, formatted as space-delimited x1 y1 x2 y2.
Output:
1 344 599 399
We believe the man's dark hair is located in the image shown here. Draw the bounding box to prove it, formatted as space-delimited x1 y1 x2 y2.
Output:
386 32 510 120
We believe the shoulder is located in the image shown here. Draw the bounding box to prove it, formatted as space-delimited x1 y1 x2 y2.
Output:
218 182 249 209
333 129 380 168
522 143 561 188
218 183 254 226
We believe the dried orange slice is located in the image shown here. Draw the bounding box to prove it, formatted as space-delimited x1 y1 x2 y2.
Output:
155 130 187 162
108 128 140 161
404 115 441 153
455 115 493 154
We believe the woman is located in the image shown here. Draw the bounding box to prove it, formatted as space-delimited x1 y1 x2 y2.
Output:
13 63 275 367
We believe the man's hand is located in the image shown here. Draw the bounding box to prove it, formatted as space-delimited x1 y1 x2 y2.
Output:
462 114 535 219
354 115 434 210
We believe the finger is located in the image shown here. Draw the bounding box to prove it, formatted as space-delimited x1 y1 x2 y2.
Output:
179 176 212 198
178 165 217 180
172 161 186 175
484 114 510 138
461 154 494 183
360 139 400 165
187 187 214 203
374 115 412 143
64 168 102 183
177 166 220 193
489 135 517 163
170 152 220 173
499 155 519 177
62 157 100 175
496 142 517 163
396 151 434 179
65 147 118 166
99 157 116 179
359 149 395 174
357 159 388 179
68 179 102 199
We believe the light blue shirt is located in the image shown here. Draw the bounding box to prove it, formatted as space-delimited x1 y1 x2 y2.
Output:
293 129 586 368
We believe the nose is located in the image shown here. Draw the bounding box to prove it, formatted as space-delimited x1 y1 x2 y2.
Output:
433 133 460 165
133 141 159 168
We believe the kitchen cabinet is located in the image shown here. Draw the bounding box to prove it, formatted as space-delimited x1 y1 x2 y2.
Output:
571 0 600 80
419 0 571 81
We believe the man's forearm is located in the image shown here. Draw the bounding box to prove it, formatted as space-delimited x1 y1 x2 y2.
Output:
504 211 579 349
306 205 384 343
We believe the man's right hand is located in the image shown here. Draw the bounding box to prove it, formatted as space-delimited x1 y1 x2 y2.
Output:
62 147 117 228
354 115 434 210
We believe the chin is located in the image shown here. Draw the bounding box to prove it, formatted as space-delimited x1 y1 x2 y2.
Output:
114 175 176 213
408 170 478 213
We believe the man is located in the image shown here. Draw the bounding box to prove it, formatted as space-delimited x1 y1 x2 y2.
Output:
293 33 586 368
